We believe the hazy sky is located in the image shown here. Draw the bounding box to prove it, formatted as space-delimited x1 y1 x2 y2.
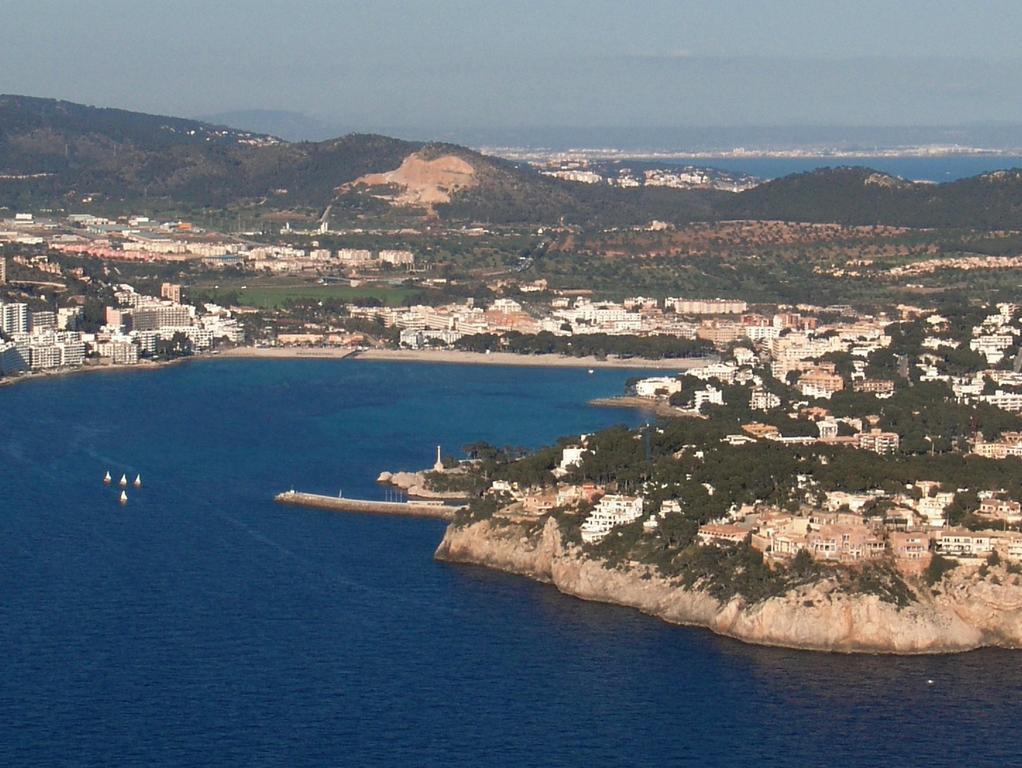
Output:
2 0 1022 130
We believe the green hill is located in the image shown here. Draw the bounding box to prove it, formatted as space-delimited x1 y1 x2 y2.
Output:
724 166 1022 229
0 95 721 226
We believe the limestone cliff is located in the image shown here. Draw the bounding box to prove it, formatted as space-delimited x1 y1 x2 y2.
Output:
435 518 1022 654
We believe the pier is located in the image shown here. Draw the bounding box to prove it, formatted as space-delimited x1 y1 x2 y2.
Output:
274 490 465 521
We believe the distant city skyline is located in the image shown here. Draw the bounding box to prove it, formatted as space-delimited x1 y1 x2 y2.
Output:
3 1 1022 137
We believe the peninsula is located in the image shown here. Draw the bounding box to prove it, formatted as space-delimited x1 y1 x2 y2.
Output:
419 295 1022 654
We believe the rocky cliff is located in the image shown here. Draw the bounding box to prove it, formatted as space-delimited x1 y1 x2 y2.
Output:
435 518 1022 654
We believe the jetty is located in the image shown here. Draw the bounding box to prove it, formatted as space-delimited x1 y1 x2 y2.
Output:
274 490 465 521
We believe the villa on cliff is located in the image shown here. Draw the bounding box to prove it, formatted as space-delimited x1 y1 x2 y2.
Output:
580 495 645 543
697 501 1022 572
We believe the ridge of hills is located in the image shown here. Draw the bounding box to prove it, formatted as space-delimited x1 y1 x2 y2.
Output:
3 95 1022 229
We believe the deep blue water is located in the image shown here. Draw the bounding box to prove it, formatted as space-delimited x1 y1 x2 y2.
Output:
680 155 1022 182
1 359 1020 767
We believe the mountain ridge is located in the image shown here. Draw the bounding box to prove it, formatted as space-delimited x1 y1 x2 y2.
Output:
4 95 1022 230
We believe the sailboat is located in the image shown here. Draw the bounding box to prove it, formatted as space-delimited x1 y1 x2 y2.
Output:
103 470 112 485
133 474 142 488
119 490 128 505
119 474 128 488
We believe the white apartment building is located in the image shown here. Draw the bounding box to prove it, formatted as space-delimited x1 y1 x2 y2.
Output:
693 386 724 411
635 376 682 398
0 302 29 334
490 298 523 314
935 530 994 559
750 389 781 411
580 495 645 543
982 390 1022 412
558 444 587 473
668 298 748 315
690 362 737 384
970 334 1014 364
378 249 415 266
336 249 374 266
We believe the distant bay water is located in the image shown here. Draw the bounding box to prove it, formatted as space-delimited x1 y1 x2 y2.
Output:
1 359 1020 767
676 154 1022 182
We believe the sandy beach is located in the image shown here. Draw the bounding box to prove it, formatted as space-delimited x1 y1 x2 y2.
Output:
216 346 358 360
351 348 711 370
0 346 709 390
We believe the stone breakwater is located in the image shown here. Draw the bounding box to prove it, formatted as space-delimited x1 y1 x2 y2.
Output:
435 518 1022 654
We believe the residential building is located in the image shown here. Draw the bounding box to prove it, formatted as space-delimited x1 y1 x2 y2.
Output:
854 379 895 396
30 310 56 332
160 282 182 303
558 444 587 473
935 529 994 559
981 390 1022 413
749 388 781 411
697 524 749 546
580 495 645 543
889 531 930 560
977 498 1022 524
693 386 724 411
807 524 885 562
668 298 748 315
635 376 682 399
858 429 900 455
798 368 845 399
0 302 28 334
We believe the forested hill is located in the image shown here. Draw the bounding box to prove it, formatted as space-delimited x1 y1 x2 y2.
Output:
0 95 721 226
0 95 421 210
4 96 1022 229
723 166 1022 229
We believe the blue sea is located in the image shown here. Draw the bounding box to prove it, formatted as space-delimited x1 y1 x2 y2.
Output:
1 359 1019 767
684 155 1022 182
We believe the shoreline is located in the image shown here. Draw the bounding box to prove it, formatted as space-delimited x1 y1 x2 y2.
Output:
216 346 358 360
352 348 711 370
0 344 709 391
589 395 701 419
435 518 1022 655
0 356 194 389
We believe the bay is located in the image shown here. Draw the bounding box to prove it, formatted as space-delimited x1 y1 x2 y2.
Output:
0 359 1018 767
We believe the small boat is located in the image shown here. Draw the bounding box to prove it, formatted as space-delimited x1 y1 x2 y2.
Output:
103 470 112 485
134 474 142 488
588 369 595 374
119 490 128 505
119 474 128 488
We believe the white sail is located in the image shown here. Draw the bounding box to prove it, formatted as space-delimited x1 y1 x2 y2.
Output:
103 471 112 484
119 474 128 487
119 490 128 504
134 474 142 488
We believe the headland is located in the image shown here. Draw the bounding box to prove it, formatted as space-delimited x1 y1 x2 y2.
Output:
436 517 1022 655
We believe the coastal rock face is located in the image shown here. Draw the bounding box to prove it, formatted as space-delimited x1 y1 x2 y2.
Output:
377 470 465 500
434 519 1022 654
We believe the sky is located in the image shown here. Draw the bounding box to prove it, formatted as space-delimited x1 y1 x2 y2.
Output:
2 0 1022 135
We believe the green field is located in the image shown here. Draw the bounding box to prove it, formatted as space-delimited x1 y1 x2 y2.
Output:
195 282 419 308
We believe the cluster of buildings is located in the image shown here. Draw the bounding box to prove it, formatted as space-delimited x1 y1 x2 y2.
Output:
350 295 761 349
486 435 1022 573
0 299 86 375
0 281 245 379
2 212 416 274
535 160 756 192
627 314 902 454
700 487 1022 573
101 284 245 356
247 247 415 273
